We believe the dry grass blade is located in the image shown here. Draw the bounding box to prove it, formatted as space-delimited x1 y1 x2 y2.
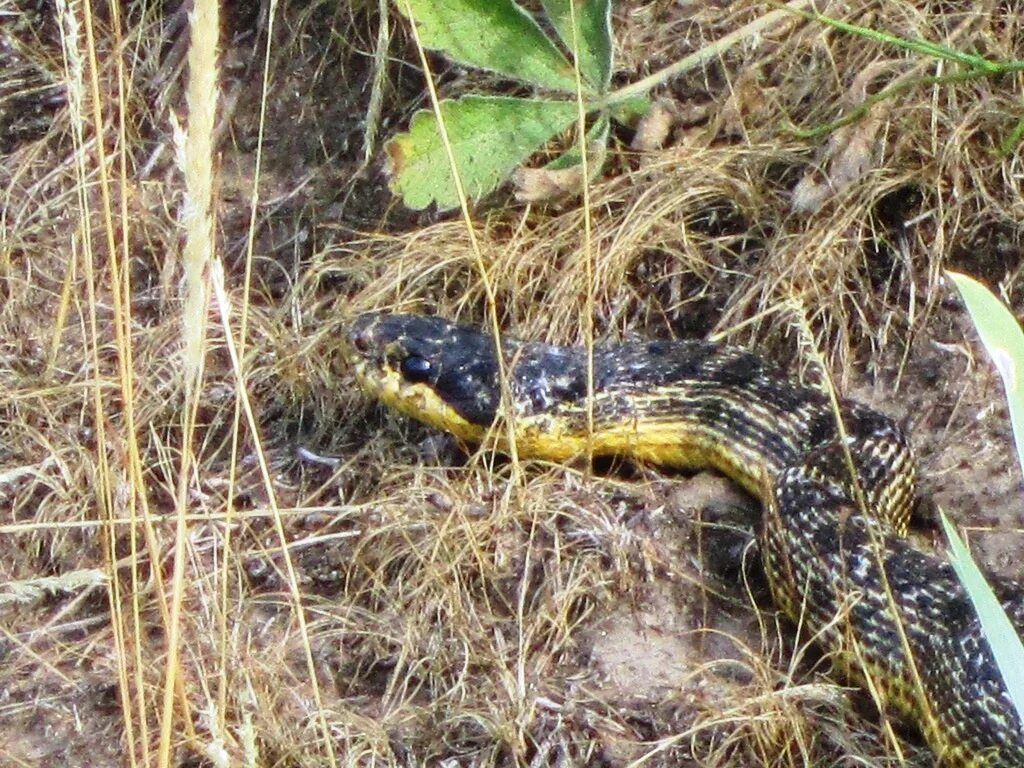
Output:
163 0 221 763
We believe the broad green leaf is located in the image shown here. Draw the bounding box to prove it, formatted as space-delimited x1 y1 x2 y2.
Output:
385 95 579 210
948 271 1024 470
397 0 579 93
940 511 1024 720
540 0 613 91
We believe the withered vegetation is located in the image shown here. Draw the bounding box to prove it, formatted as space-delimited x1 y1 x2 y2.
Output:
2 1 1023 766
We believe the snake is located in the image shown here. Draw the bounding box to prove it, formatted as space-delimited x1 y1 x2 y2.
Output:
343 311 1024 766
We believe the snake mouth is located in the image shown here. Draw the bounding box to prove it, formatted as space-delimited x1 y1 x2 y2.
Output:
341 312 388 396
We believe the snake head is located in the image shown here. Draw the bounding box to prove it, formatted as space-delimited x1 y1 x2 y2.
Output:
344 312 504 439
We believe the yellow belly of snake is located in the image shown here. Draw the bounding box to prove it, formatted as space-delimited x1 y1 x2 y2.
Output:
343 312 1024 767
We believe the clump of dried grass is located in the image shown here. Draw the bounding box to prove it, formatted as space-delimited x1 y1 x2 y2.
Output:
2 0 1023 766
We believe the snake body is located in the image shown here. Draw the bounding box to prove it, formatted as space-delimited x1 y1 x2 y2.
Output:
344 312 1024 766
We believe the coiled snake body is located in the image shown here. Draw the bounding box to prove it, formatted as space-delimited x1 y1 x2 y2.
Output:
344 312 1024 766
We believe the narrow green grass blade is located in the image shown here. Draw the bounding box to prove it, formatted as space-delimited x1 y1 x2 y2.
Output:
1002 116 1024 156
939 511 1024 718
398 0 580 93
948 271 1024 470
945 269 1024 722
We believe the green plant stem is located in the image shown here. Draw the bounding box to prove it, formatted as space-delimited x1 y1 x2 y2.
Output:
1001 117 1024 155
786 68 995 139
779 2 1024 74
594 0 816 110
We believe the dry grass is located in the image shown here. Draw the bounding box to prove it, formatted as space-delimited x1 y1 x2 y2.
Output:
2 0 1023 766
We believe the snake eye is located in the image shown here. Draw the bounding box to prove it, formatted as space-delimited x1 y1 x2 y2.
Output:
400 355 433 383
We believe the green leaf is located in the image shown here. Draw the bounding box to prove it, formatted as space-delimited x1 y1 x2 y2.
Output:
940 511 1024 720
397 0 580 92
947 271 1024 470
545 113 609 172
540 0 613 91
385 95 579 210
945 269 1024 724
608 94 651 124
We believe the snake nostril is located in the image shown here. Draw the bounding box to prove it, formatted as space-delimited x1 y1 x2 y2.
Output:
352 328 372 353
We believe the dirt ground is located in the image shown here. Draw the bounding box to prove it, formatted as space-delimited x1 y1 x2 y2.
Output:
2 0 1024 766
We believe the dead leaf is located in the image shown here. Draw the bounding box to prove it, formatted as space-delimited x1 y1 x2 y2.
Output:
791 107 887 214
631 98 679 151
718 66 768 139
512 165 585 202
791 61 900 214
